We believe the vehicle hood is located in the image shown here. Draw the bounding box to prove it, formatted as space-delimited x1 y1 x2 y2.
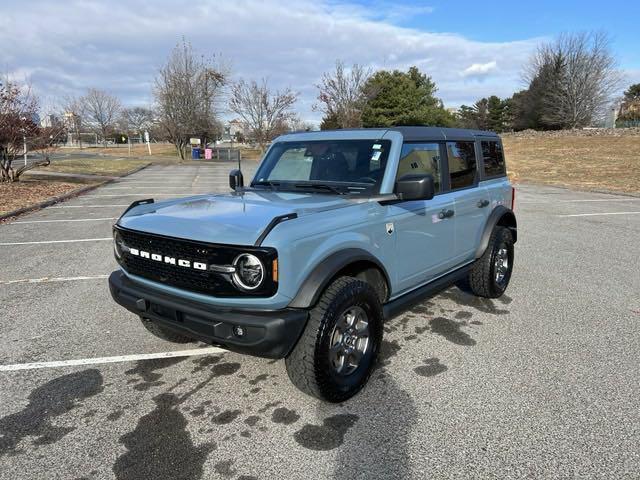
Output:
117 190 360 245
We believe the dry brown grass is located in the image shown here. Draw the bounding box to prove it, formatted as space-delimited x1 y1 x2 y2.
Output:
0 180 87 215
37 158 149 177
88 143 264 161
86 143 177 157
502 134 640 194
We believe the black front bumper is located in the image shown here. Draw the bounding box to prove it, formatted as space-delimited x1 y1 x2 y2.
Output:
108 270 308 359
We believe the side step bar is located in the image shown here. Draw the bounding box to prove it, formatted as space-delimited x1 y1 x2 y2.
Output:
382 264 472 319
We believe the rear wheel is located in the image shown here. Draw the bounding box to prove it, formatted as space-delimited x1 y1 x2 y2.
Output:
285 277 383 402
140 317 194 344
468 226 514 298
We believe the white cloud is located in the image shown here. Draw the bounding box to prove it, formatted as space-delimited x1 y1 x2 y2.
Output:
0 0 542 120
461 61 498 78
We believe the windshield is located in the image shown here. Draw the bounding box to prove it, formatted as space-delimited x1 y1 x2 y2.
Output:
252 139 391 194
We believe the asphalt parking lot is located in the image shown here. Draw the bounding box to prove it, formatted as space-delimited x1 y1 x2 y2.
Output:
1 163 639 479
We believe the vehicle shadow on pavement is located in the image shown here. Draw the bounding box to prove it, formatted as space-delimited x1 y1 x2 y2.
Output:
332 370 416 479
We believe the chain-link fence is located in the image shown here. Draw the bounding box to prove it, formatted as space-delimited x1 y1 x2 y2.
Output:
205 147 241 162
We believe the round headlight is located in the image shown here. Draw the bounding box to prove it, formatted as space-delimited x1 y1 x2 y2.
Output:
113 230 124 259
232 253 264 290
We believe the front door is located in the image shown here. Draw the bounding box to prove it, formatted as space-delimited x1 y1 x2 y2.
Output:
386 142 457 295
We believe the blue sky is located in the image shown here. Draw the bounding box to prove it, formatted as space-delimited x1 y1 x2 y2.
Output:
349 0 639 65
1 0 638 122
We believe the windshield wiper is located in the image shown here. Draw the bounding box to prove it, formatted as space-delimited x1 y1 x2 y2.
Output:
251 180 280 190
292 182 347 195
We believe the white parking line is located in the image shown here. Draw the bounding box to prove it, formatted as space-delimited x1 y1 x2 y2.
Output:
102 186 202 190
559 199 640 203
0 238 111 246
558 211 640 217
111 182 195 185
50 205 129 208
11 217 117 224
0 275 109 285
0 347 227 372
84 193 199 197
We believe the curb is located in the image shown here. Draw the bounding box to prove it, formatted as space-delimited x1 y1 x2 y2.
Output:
0 162 151 222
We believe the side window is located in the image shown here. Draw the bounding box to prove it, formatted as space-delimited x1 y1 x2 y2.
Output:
481 141 506 177
446 141 477 190
397 143 442 193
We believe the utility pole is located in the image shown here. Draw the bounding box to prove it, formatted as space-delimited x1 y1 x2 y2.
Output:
23 135 27 167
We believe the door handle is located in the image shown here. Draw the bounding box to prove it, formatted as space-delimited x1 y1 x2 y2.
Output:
438 209 455 219
477 199 490 208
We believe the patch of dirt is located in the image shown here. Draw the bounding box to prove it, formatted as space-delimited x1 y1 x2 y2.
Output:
0 180 87 216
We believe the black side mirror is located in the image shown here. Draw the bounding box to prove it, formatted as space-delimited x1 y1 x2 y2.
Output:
229 169 244 191
395 174 435 201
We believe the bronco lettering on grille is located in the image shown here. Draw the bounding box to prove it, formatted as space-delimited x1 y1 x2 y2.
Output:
128 248 207 270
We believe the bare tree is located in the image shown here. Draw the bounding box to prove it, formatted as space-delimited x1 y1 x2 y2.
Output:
1 80 64 182
61 95 84 147
526 32 622 129
79 88 121 145
154 40 226 159
288 116 315 132
229 78 298 150
314 61 373 129
120 106 155 140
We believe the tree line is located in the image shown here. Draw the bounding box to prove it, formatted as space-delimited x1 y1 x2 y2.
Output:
320 32 628 133
1 30 637 181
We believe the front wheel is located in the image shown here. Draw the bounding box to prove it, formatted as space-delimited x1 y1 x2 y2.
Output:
285 277 383 402
467 226 514 298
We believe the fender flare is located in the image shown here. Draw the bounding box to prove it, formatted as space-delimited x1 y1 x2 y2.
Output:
474 206 517 259
288 248 390 309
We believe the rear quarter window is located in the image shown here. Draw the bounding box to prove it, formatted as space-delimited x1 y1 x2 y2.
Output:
446 141 477 190
481 140 506 178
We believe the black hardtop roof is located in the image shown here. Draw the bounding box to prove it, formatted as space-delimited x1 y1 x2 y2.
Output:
286 126 500 142
388 126 499 142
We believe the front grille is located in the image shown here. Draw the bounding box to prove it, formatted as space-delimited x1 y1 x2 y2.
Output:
115 227 277 297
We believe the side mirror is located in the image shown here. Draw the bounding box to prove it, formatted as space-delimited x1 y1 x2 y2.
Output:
229 169 244 191
395 174 435 201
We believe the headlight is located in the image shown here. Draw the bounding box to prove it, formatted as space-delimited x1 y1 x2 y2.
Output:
113 229 124 259
232 253 264 290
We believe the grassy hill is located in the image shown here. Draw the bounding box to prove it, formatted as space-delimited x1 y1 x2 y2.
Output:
502 129 640 195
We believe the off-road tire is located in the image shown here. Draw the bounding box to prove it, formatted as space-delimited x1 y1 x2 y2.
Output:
468 226 514 298
140 317 194 344
285 277 383 402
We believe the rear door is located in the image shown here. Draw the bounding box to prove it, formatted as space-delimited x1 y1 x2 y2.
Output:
385 142 457 294
480 138 512 208
444 140 490 263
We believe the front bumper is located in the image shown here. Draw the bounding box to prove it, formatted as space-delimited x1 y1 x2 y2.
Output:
108 270 308 359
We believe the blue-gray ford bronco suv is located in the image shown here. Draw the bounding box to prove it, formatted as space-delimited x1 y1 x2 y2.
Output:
109 127 516 402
